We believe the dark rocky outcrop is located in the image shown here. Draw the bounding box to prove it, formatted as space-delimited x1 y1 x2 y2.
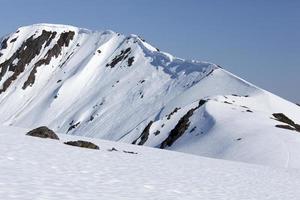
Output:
23 31 75 89
166 107 180 120
106 47 131 68
64 140 99 150
275 124 295 131
26 126 59 140
190 126 196 133
123 150 138 154
127 56 134 66
108 147 118 152
0 30 54 93
10 37 18 43
273 113 300 132
273 113 296 126
67 121 80 133
160 99 207 149
132 121 153 145
0 37 8 49
153 130 160 136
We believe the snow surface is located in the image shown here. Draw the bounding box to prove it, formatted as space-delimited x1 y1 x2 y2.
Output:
1 125 300 200
1 23 300 169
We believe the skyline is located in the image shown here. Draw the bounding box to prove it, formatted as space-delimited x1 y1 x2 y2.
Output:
0 0 299 102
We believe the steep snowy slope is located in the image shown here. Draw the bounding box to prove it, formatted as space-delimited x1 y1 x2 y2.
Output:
1 24 300 168
1 125 300 200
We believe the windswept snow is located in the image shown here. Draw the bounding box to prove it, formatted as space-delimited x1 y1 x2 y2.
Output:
1 126 300 200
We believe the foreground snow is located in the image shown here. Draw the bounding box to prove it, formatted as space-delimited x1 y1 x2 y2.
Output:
1 125 300 200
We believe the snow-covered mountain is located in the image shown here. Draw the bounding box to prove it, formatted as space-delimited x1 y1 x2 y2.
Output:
1 23 300 168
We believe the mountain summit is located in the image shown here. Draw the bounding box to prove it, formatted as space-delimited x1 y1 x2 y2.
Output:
1 24 300 167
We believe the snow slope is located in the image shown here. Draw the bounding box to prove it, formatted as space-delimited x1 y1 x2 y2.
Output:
1 125 300 200
1 24 300 168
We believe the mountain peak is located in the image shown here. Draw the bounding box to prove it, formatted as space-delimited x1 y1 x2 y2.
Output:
1 24 300 168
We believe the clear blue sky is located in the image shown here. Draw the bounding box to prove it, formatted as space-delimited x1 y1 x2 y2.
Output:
1 0 299 102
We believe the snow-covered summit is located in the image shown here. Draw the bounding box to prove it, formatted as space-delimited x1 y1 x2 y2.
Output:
1 24 300 168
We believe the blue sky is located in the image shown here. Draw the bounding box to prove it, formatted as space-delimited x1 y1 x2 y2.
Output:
0 0 299 102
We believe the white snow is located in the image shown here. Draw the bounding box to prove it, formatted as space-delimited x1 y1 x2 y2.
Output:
1 125 300 200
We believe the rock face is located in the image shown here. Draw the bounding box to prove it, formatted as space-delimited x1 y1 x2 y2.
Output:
132 121 153 145
64 140 99 150
273 113 300 132
160 99 207 148
26 126 59 140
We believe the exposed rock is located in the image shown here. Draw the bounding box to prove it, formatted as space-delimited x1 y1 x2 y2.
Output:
59 52 74 68
0 30 54 93
67 121 80 133
23 31 75 89
273 113 300 132
273 113 296 126
153 130 160 136
123 150 138 154
64 140 99 150
0 37 8 49
108 147 118 152
26 126 59 140
45 31 57 47
106 47 131 68
190 126 196 133
127 56 134 66
275 124 295 131
241 105 249 109
132 121 153 145
10 37 18 43
160 99 207 148
139 91 144 98
204 68 215 77
166 107 180 120
89 115 95 122
138 35 145 42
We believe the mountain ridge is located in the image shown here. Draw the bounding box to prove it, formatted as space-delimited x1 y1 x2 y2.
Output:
1 23 300 168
